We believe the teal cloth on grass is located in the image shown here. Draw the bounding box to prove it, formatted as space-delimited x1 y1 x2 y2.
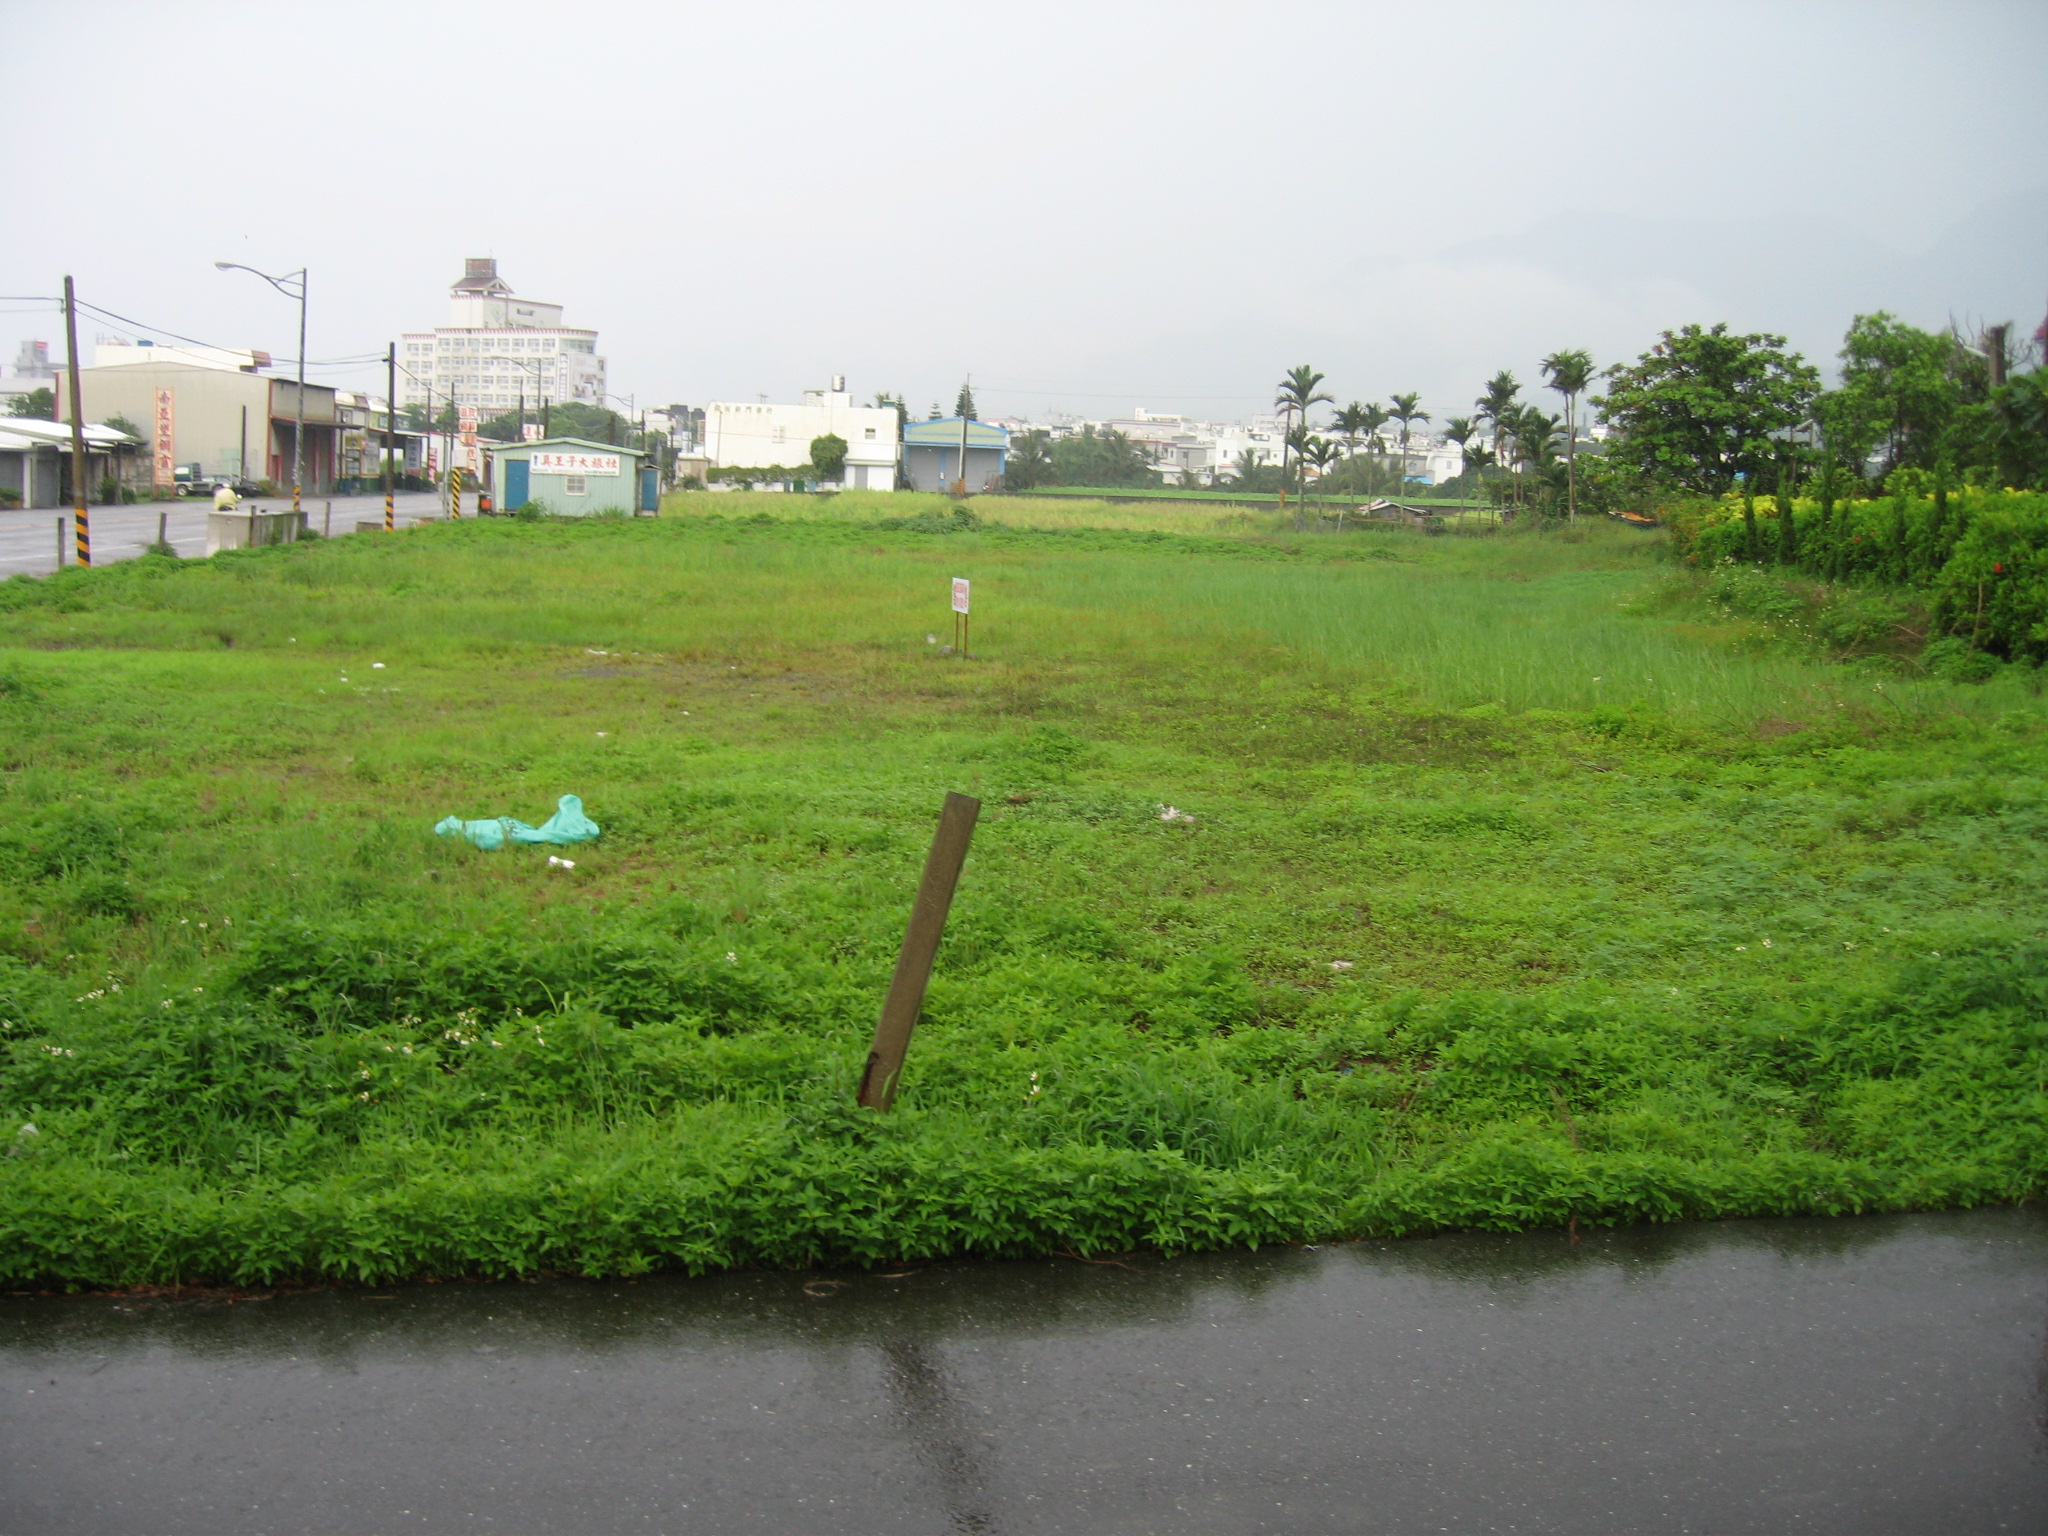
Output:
435 794 600 851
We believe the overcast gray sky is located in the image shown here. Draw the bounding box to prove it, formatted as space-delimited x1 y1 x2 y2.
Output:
7 0 2045 423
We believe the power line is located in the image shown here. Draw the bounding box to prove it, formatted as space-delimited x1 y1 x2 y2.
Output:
71 299 255 358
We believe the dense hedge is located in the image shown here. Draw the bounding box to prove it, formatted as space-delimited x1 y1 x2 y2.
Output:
1673 487 2048 664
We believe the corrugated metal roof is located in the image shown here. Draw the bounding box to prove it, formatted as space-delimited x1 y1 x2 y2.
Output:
902 418 1008 448
0 418 138 445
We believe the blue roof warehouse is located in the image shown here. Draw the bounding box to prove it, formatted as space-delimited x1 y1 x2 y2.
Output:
901 417 1008 494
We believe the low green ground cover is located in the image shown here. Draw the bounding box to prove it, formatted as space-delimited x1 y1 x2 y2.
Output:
1000 484 1477 508
1 495 2043 1285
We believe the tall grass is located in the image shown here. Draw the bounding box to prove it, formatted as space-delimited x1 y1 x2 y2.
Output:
1 501 2044 1285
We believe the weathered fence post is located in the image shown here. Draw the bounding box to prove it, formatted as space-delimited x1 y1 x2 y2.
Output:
856 792 980 1110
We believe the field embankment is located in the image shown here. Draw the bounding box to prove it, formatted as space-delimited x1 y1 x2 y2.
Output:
1 498 2043 1285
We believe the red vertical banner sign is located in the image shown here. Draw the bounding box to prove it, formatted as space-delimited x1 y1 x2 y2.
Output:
152 389 175 490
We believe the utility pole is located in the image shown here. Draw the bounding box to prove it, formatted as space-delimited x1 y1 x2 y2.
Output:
293 271 307 519
383 343 396 532
62 275 91 567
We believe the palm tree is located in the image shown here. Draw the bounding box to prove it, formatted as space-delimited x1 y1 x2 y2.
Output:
1463 442 1499 524
1331 401 1379 458
1441 415 1475 505
1540 349 1595 523
1510 407 1563 513
1388 392 1430 491
1357 402 1392 465
1300 435 1343 520
1475 371 1520 472
1273 365 1333 530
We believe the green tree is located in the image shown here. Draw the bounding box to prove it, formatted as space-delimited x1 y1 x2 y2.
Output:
1273 364 1332 530
7 387 55 420
1952 367 2048 490
1388 392 1429 488
1598 323 1819 495
954 381 977 420
808 433 848 482
103 413 141 438
1816 312 1960 486
1299 435 1343 512
479 408 526 441
1050 425 1156 488
1004 428 1057 490
1540 348 1595 522
1475 372 1520 462
1510 407 1564 514
1330 401 1380 457
1218 448 1283 492
542 400 630 444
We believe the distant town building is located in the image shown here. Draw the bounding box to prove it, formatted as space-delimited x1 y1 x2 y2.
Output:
901 416 1008 493
0 417 138 508
61 343 341 492
12 340 55 380
399 259 606 416
702 377 900 489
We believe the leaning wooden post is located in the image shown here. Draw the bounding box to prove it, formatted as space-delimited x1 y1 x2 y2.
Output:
857 792 980 1110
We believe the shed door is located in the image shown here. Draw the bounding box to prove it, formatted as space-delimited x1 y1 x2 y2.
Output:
505 459 530 508
639 467 658 512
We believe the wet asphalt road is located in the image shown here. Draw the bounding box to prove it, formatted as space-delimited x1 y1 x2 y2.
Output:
2 1208 2044 1535
0 494 447 578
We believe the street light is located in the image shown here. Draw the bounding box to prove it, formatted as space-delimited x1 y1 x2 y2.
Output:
214 261 307 517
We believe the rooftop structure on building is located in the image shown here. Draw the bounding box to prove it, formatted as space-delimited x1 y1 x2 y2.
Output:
399 258 606 417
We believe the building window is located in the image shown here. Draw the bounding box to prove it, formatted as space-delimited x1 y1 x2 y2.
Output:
864 427 876 438
565 475 588 496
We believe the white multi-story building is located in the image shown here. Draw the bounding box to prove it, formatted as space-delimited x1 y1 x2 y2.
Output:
399 259 606 415
702 377 900 489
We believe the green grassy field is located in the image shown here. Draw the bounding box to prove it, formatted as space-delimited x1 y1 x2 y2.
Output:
1 494 2043 1285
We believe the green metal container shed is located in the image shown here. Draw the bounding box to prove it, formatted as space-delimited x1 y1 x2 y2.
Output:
487 436 655 516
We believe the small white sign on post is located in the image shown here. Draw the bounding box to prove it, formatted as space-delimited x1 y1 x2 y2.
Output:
951 578 970 614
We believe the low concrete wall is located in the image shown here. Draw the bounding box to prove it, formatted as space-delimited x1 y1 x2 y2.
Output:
207 509 306 555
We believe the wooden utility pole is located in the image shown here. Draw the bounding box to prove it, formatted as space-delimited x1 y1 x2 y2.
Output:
856 792 981 1110
62 276 91 566
383 343 397 532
